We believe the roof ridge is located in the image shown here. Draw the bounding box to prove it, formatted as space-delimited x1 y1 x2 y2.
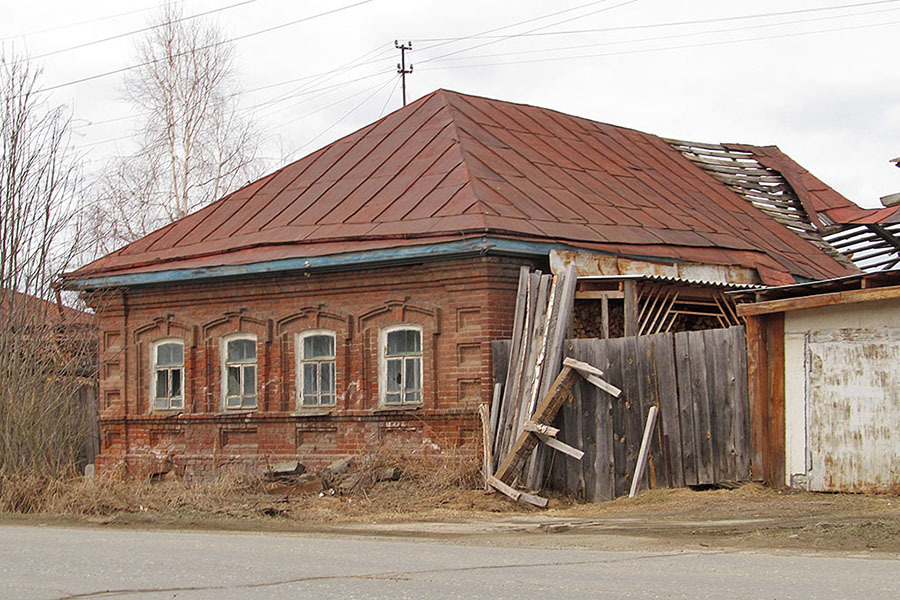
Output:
432 91 496 222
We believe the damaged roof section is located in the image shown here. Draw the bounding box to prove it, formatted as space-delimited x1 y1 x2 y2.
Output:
667 139 900 272
67 89 884 288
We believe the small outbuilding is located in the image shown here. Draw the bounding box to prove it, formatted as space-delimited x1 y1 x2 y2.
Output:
735 270 900 493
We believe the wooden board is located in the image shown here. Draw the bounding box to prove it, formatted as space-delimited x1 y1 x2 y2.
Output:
674 331 699 486
653 332 683 488
494 366 579 485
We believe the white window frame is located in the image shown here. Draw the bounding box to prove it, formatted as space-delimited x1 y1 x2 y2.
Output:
150 338 185 412
221 334 258 411
378 324 424 406
296 329 337 409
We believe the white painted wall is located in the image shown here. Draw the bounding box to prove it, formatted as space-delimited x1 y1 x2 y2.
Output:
783 297 900 489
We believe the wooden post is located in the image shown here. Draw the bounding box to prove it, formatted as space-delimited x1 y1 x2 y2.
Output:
479 404 493 490
629 405 659 498
623 280 637 337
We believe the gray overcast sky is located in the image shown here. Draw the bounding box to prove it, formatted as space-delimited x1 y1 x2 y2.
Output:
5 0 899 208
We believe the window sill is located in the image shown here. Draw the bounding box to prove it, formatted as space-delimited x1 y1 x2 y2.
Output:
373 404 422 413
149 409 184 416
291 408 333 417
216 409 257 416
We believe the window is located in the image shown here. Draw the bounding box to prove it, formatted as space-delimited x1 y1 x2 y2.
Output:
223 336 257 409
152 340 184 411
298 331 336 408
381 326 422 405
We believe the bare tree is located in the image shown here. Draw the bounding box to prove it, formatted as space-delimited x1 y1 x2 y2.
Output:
0 50 96 495
90 2 260 255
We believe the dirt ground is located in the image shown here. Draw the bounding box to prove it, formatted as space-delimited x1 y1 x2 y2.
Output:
3 480 899 556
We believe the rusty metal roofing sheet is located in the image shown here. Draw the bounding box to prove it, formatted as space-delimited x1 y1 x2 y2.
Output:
67 89 871 286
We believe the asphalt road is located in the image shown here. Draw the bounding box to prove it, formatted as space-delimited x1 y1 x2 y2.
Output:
1 524 897 599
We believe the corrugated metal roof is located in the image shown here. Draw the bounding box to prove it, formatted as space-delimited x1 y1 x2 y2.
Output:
66 89 866 286
578 274 761 289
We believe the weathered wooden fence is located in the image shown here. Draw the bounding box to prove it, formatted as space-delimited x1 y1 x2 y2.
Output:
492 326 750 501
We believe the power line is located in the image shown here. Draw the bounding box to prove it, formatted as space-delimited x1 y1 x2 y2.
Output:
416 0 638 66
419 17 900 71
0 0 188 42
379 75 403 118
427 5 900 64
29 0 259 61
414 0 900 41
284 75 397 162
75 43 394 130
414 0 624 53
36 0 376 94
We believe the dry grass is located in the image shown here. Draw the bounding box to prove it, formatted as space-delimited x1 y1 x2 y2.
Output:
0 444 515 521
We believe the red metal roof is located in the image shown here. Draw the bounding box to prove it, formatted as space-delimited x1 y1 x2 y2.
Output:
67 89 867 286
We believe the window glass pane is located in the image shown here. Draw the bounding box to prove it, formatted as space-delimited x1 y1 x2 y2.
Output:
386 330 404 355
170 397 183 409
405 390 421 403
404 357 421 393
320 394 335 406
387 329 420 355
171 369 182 398
156 370 168 398
226 395 241 407
227 366 240 396
407 329 421 353
157 342 183 366
302 394 318 407
385 392 401 404
243 365 256 396
227 338 255 362
386 358 402 392
320 362 334 394
304 334 334 359
155 398 168 410
303 363 318 395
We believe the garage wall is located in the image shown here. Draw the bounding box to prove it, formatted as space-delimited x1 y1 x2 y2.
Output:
784 297 900 490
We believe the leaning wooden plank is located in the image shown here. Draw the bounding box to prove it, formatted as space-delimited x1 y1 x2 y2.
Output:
629 405 659 498
479 404 493 491
523 421 559 437
525 264 578 489
489 382 503 452
585 374 622 398
495 267 532 463
518 490 549 508
495 366 580 484
487 475 521 501
535 432 585 460
563 356 605 378
486 476 548 507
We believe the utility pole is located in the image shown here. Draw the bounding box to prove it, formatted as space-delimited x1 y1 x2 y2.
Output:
395 40 413 106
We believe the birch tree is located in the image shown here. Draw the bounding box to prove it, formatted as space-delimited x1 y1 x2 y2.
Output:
91 3 260 255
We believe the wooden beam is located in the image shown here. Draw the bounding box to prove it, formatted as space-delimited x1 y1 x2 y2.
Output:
623 279 637 337
494 366 579 484
523 421 559 437
737 284 900 317
563 356 604 377
585 374 622 398
629 405 659 498
478 404 493 491
486 476 548 508
535 433 584 460
575 290 625 300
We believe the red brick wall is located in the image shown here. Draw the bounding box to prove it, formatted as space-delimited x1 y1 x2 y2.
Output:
88 255 530 479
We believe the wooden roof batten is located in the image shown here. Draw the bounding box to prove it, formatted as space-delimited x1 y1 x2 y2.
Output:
666 137 900 273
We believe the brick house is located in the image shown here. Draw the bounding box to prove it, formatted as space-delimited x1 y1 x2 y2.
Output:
62 89 898 479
